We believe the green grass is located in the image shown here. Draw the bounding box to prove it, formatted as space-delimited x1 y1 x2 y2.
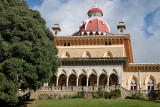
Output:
29 99 160 107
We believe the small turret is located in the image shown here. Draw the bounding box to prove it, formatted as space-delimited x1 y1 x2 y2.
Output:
117 20 126 34
52 23 61 36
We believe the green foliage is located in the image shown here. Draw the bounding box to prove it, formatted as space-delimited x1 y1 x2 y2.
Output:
0 0 60 105
99 89 121 99
104 92 110 99
98 87 103 91
157 83 160 90
98 87 104 98
110 89 121 98
0 73 5 99
72 91 85 98
126 92 146 100
157 90 160 100
148 90 159 100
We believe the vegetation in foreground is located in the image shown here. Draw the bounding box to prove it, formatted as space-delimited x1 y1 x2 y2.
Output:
28 99 160 107
0 0 60 105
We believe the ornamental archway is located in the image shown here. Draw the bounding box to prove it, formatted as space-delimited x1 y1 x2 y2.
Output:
58 74 67 86
89 74 97 86
109 74 118 86
69 74 76 86
99 74 107 86
79 74 87 86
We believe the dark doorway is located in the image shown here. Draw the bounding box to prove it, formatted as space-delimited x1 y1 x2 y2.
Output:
82 76 86 86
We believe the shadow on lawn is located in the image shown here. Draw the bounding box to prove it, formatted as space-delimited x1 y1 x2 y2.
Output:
152 100 160 103
17 99 35 107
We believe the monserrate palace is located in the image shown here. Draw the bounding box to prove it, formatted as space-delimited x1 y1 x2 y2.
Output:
45 6 160 91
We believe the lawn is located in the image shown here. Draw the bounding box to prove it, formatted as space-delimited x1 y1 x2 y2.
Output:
28 99 160 107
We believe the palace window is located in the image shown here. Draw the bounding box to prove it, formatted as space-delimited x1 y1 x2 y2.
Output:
148 78 154 90
130 78 137 91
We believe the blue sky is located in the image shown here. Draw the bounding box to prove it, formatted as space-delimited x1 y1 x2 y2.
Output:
26 0 69 7
25 0 160 63
26 0 43 8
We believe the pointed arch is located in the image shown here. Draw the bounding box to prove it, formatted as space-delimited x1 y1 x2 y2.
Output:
89 69 97 77
103 51 113 57
61 51 70 58
144 75 157 90
82 51 91 58
109 69 118 76
101 69 107 76
127 75 139 90
69 69 77 77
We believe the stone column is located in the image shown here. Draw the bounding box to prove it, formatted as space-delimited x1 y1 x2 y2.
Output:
97 76 99 86
76 77 79 86
66 77 69 86
107 76 110 86
56 77 59 86
87 76 89 86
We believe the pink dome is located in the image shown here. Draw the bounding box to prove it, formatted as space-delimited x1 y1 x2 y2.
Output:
79 18 110 33
72 6 112 36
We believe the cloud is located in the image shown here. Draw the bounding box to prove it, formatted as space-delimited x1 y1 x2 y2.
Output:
33 0 160 63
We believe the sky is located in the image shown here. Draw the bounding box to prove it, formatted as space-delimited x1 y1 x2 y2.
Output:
26 0 160 63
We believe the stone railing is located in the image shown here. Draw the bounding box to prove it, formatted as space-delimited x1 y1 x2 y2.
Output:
39 85 122 92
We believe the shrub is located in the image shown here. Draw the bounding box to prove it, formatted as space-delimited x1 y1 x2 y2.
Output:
72 91 85 98
157 90 160 100
110 89 121 98
148 90 158 100
104 92 110 99
98 87 102 91
126 92 146 100
98 87 104 98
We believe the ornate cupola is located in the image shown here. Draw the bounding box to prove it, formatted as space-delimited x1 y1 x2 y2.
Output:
88 5 103 18
72 6 112 36
52 23 61 36
117 20 126 34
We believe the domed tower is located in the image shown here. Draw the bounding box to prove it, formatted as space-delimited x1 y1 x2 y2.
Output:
73 6 112 36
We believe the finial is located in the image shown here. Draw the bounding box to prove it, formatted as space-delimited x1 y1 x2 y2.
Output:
56 21 58 24
93 0 98 8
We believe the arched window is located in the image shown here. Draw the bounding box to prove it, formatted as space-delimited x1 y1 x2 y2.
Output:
148 78 154 90
130 78 137 91
64 42 66 46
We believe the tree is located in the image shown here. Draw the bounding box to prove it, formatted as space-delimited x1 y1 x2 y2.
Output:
0 0 60 105
0 73 5 99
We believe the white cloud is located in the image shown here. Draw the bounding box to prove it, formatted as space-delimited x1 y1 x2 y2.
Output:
33 0 160 63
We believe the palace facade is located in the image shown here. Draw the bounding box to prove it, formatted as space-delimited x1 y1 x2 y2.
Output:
47 6 160 91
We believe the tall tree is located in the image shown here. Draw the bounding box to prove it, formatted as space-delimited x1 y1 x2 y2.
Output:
0 0 60 105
